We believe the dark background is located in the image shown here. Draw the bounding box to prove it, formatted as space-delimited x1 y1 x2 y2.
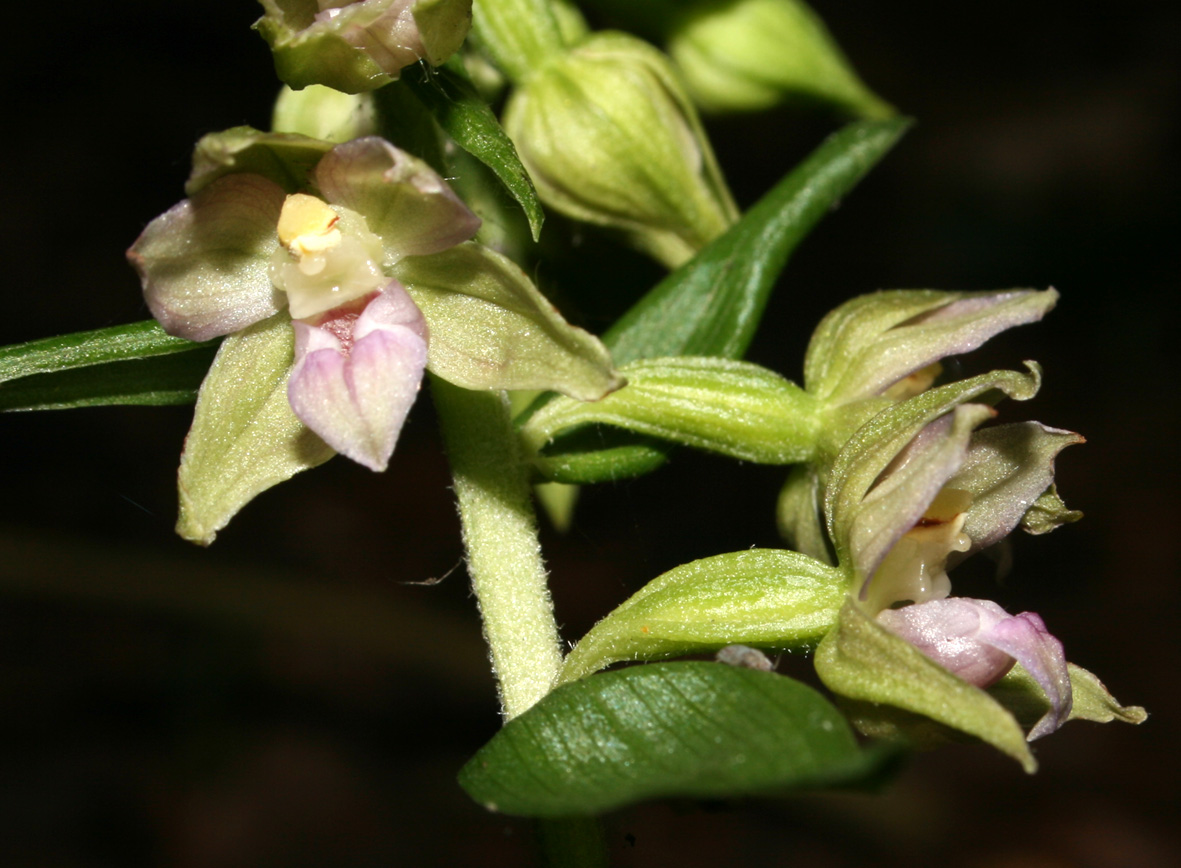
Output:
1 1 1176 865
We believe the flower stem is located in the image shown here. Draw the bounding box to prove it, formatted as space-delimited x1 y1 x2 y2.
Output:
431 376 563 719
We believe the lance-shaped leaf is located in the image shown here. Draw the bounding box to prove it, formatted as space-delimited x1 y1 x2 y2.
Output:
460 661 891 817
559 549 849 684
176 312 335 545
402 58 544 240
520 357 821 478
397 242 622 401
803 289 1057 403
815 599 1036 772
0 320 217 412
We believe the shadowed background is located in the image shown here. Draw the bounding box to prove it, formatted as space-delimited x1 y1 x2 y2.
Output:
1 1 1176 865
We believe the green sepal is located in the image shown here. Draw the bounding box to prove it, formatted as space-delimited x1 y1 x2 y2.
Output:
991 662 1147 728
520 357 820 479
776 464 831 562
804 288 1057 404
559 549 849 684
947 422 1084 550
402 58 545 240
186 126 334 196
0 319 214 407
825 364 1042 567
815 599 1036 772
397 242 622 401
460 661 892 817
1021 484 1084 535
176 312 334 545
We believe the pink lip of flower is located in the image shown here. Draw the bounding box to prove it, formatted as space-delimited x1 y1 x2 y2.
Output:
127 136 481 472
877 597 1072 739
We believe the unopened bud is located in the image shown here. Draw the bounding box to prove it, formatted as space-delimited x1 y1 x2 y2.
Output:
504 32 739 268
668 0 893 118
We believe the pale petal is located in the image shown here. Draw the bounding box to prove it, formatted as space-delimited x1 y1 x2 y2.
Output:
314 137 480 261
985 610 1072 739
129 174 286 341
878 597 1072 739
878 598 1016 687
287 283 428 471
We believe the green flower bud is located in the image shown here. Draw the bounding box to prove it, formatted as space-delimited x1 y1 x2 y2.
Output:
667 0 893 117
504 32 739 268
255 0 473 93
271 84 378 142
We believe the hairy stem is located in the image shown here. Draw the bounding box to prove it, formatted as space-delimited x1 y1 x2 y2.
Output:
432 376 563 719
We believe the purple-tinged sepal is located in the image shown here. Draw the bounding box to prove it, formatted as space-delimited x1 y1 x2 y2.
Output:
129 173 287 342
805 288 1058 406
314 137 482 262
255 1 473 94
289 282 428 471
812 383 1140 764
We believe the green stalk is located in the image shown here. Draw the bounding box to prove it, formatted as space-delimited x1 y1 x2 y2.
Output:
431 376 563 719
433 378 607 864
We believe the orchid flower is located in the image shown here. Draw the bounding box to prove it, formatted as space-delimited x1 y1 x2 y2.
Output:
779 287 1060 560
130 134 479 473
128 127 620 544
812 368 1093 766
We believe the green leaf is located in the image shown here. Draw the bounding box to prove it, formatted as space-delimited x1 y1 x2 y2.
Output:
175 312 335 545
404 59 545 240
0 321 217 412
559 549 849 684
460 661 890 817
529 117 909 483
521 357 821 479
